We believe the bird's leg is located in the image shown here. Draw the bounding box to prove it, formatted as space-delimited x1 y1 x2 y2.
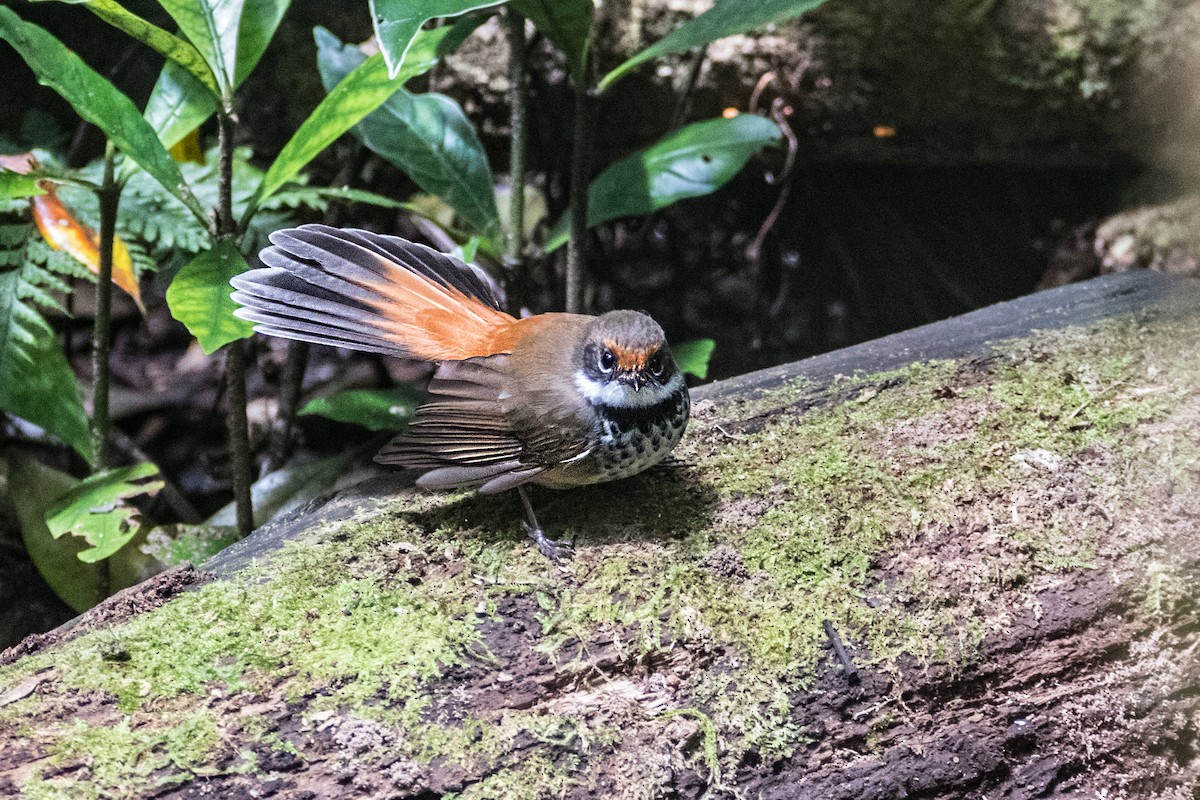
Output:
518 485 574 563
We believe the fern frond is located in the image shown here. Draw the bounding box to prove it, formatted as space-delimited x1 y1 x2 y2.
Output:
27 236 95 283
0 235 68 362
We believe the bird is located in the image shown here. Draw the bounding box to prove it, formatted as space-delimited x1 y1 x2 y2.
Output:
230 224 690 561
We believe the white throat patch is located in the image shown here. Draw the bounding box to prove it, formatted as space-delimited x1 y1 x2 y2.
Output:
574 371 684 408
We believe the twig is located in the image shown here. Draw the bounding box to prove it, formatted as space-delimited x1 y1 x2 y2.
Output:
565 50 596 314
823 619 860 683
505 7 529 270
747 97 798 263
670 46 707 129
91 141 118 469
1062 379 1127 426
264 340 309 475
217 109 254 538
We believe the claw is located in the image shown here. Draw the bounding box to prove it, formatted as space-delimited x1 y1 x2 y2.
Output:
522 521 574 563
517 485 574 563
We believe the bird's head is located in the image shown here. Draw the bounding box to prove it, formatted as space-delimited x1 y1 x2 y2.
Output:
575 310 684 408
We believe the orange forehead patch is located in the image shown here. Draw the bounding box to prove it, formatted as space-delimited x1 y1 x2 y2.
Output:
604 340 651 371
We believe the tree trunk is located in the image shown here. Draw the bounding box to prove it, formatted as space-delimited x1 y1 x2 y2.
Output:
2 272 1199 798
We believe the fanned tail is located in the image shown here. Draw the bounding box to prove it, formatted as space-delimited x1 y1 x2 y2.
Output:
231 225 518 361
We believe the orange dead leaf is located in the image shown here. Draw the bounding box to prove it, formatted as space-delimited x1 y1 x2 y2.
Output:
32 184 144 314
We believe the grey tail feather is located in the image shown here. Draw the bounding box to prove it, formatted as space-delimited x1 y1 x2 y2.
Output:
229 224 505 356
415 463 543 492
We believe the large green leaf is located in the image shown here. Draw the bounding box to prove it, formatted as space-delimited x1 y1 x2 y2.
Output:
8 451 163 611
318 30 501 240
165 240 254 354
510 0 593 80
75 0 220 95
156 0 244 97
249 25 451 216
144 60 219 151
0 7 203 219
0 260 91 461
370 0 505 79
300 386 424 432
671 338 715 380
233 0 290 87
8 451 104 612
46 463 164 564
600 0 829 91
546 114 781 250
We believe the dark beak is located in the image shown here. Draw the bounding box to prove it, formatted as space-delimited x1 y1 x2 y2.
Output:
619 372 644 392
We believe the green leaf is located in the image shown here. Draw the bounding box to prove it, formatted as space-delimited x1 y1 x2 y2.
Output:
156 0 245 97
300 386 424 432
369 0 505 79
671 338 715 380
546 114 781 251
8 451 104 612
0 7 204 219
0 172 46 199
600 0 830 91
80 0 221 95
318 30 501 240
46 463 164 563
450 235 482 264
249 25 451 216
0 258 91 461
510 0 593 80
0 326 91 461
144 60 218 151
262 184 415 212
233 0 290 87
165 241 255 354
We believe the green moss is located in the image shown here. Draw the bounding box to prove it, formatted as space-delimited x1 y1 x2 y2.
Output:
21 710 225 799
454 751 574 800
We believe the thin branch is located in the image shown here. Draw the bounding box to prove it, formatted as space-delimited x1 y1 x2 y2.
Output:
670 46 707 129
565 80 596 314
91 141 118 469
505 8 528 268
217 110 254 537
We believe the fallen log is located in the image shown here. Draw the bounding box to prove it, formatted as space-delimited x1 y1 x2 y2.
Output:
2 271 1198 798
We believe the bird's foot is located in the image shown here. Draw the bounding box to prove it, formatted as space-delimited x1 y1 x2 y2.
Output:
522 521 574 564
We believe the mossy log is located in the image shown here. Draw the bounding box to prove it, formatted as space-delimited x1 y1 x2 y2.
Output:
3 272 1200 798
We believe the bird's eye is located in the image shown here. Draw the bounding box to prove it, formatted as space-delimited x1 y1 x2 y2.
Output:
648 353 665 378
599 349 616 372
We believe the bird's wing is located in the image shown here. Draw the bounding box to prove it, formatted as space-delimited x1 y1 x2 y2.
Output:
376 356 594 493
231 224 520 360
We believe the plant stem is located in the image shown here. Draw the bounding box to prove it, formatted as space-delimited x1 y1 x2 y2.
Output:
565 81 596 314
91 141 119 469
505 8 528 267
217 109 254 537
224 338 254 534
265 340 308 473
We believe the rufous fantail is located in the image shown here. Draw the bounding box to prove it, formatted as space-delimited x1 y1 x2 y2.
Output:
230 225 689 560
